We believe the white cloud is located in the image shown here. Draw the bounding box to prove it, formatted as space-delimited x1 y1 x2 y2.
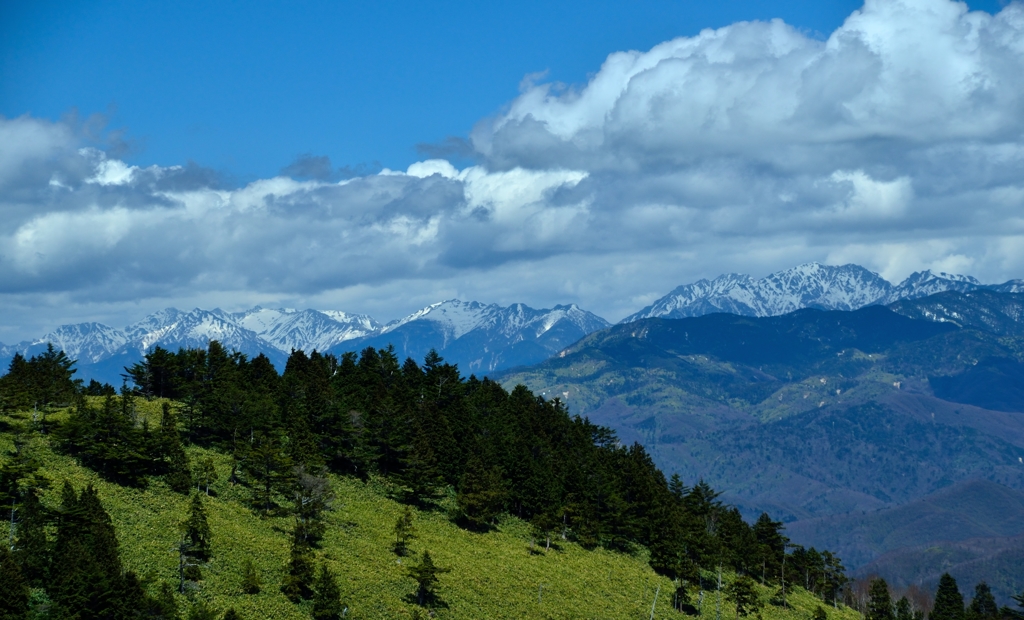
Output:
2 0 1024 340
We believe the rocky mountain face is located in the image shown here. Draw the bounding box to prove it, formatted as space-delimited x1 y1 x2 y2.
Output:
622 262 1024 322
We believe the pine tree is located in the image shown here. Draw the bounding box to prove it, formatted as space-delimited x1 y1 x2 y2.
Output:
13 490 48 588
455 455 505 530
161 403 193 493
407 551 450 607
393 505 417 556
897 596 915 620
241 559 261 594
182 493 212 561
931 573 965 620
0 544 30 620
50 483 125 619
726 575 762 617
311 563 344 620
868 578 894 620
966 583 998 620
222 610 241 620
281 523 316 602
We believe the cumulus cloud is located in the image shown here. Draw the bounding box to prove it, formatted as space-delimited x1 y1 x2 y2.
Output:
3 0 1024 339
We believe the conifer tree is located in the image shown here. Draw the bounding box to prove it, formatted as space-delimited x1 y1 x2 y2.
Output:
222 610 241 620
966 583 998 620
407 550 450 607
13 490 48 588
394 506 417 556
455 455 505 530
868 578 895 620
161 403 193 493
311 563 344 620
281 523 316 602
726 575 762 617
182 493 212 561
50 483 125 619
931 574 965 620
897 596 916 620
241 559 261 594
0 544 30 620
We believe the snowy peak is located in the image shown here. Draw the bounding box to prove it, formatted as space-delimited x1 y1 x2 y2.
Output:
120 308 266 356
622 263 1011 323
382 300 497 342
885 270 983 303
231 306 379 352
623 263 893 322
31 322 129 364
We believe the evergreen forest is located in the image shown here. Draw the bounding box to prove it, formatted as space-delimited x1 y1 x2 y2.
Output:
1 342 1022 618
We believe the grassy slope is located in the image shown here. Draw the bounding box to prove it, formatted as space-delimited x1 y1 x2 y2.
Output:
1 402 860 620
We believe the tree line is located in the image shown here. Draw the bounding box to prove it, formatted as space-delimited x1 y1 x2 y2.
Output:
2 341 856 615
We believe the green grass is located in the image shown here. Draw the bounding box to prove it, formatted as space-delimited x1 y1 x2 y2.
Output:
1 405 862 620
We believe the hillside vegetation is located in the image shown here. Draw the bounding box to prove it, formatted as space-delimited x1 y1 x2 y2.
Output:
1 344 856 619
495 295 1024 603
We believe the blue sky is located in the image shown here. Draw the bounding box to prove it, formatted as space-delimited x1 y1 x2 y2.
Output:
7 0 1001 180
1 0 1023 341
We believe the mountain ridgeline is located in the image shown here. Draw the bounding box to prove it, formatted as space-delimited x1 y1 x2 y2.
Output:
3 262 1023 388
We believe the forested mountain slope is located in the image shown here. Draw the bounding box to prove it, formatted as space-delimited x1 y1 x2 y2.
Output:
496 293 1024 602
0 344 857 619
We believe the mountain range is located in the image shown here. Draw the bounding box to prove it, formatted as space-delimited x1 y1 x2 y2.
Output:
0 301 609 384
622 262 1024 322
3 261 1023 387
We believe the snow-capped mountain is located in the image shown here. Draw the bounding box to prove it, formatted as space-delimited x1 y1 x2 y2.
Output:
232 307 380 353
117 308 269 359
621 263 1023 323
1 300 610 383
331 300 611 373
622 263 893 322
883 271 982 303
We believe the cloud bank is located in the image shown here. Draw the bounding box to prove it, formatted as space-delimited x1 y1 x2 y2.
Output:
3 0 1024 340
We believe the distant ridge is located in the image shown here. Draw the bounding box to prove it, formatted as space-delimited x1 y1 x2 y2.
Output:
622 262 1024 322
0 300 609 384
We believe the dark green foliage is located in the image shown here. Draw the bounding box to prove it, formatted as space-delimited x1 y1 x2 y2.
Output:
45 482 162 619
0 345 80 418
726 575 763 617
293 467 333 547
896 597 918 620
931 573 965 620
0 544 30 620
813 606 828 620
753 512 788 584
1 341 850 611
455 455 505 530
407 550 450 607
394 506 417 556
186 599 219 620
241 559 261 594
161 403 193 493
311 563 344 620
239 433 292 515
966 583 998 620
868 578 894 620
153 582 180 619
221 609 241 620
281 523 316 602
182 493 212 561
